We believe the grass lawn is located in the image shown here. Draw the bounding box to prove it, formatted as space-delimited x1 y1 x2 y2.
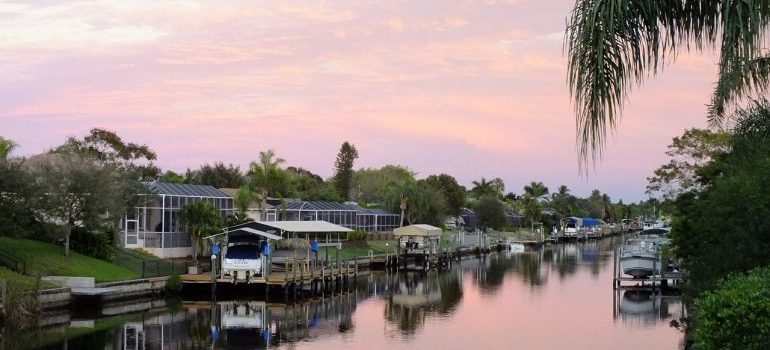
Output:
113 248 187 278
0 237 139 283
337 240 396 260
0 266 55 291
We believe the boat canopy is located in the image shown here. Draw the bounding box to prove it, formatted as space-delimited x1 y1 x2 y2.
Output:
567 217 602 227
393 224 442 237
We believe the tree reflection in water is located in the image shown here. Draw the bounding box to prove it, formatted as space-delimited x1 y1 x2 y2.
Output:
10 234 675 349
384 268 463 334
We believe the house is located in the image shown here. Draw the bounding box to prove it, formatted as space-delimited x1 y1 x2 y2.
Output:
217 188 285 221
122 182 234 258
279 201 400 232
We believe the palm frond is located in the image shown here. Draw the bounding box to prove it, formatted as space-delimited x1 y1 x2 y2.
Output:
566 0 770 164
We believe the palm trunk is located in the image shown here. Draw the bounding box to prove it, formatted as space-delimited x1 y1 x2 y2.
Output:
261 189 268 221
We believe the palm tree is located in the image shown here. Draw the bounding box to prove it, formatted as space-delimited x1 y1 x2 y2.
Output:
0 137 16 160
180 200 221 260
550 185 576 216
523 181 549 202
490 177 505 198
232 185 257 224
566 1 770 162
248 150 286 220
471 177 497 199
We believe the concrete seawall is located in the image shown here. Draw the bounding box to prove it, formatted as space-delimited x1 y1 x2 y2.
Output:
30 276 170 310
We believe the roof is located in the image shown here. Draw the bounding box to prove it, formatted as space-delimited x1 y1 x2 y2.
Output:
148 182 230 198
393 224 442 237
204 227 283 241
254 220 353 233
285 201 355 211
283 201 399 216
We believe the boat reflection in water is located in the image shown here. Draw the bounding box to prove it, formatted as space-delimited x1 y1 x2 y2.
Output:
614 290 685 327
112 294 360 350
9 237 686 349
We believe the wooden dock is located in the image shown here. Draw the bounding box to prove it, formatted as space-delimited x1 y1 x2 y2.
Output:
182 258 361 299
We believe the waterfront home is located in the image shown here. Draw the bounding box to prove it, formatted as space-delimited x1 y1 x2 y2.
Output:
218 187 284 221
279 201 400 233
122 182 234 258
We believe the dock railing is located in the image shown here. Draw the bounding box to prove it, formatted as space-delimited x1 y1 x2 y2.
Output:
113 249 187 278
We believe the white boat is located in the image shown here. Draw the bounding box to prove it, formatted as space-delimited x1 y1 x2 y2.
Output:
509 241 525 253
619 234 670 278
221 236 263 283
559 217 602 239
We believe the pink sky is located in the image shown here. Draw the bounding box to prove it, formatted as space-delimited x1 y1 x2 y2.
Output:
0 0 719 201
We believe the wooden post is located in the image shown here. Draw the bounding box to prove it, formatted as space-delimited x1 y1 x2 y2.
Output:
284 261 289 283
652 258 657 291
612 246 618 289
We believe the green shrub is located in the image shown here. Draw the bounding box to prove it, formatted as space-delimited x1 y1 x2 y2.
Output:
165 273 182 295
347 231 368 241
70 227 114 261
693 265 770 350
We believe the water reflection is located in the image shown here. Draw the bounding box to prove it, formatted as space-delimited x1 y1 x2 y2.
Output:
384 269 463 334
9 237 684 349
615 291 685 328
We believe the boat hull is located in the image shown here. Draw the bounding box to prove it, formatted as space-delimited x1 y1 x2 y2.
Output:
620 255 659 278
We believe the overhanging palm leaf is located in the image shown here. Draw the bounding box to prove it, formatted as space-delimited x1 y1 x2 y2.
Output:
566 0 770 164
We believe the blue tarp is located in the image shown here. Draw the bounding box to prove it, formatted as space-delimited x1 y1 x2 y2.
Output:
568 217 601 227
582 218 601 227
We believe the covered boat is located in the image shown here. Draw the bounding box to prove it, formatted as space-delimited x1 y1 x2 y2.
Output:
619 234 669 278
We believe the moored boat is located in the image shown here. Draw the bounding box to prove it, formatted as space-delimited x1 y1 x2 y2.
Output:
619 233 670 278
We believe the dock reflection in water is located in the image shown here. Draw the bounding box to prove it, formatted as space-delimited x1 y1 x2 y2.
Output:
11 237 685 350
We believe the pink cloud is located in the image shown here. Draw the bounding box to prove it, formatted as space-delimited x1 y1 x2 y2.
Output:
0 0 723 201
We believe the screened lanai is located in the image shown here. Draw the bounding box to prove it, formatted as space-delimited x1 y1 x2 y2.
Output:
123 182 234 258
282 201 400 232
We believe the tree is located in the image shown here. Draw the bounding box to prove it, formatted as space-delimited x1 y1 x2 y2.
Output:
160 170 185 184
248 150 288 220
384 182 446 226
0 155 39 238
0 137 16 160
333 141 359 200
58 128 159 180
551 185 576 216
27 152 130 257
193 163 244 188
490 178 505 197
523 181 549 202
671 99 770 294
424 174 466 216
351 165 416 204
57 129 151 246
586 190 605 219
521 196 541 226
233 185 257 223
646 128 732 200
287 167 342 202
475 196 507 230
471 177 497 199
180 200 221 260
566 1 770 162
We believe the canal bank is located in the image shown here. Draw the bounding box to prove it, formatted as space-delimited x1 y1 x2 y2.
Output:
3 238 686 350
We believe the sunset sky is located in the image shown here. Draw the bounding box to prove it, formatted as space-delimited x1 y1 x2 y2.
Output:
0 0 719 201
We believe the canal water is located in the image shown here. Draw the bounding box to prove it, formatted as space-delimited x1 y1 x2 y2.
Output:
10 236 685 349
